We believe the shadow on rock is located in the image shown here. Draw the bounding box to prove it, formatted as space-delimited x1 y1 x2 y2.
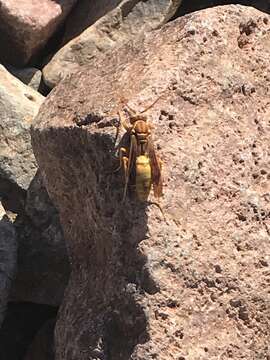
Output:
0 302 57 360
31 120 157 360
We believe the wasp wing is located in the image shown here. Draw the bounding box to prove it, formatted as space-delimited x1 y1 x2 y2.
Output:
123 132 137 200
147 136 163 198
127 133 138 179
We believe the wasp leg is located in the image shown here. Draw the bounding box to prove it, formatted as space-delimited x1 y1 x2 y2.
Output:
122 156 129 202
113 146 129 202
118 110 133 131
113 115 121 148
153 156 163 199
113 147 128 173
114 110 132 148
113 146 129 203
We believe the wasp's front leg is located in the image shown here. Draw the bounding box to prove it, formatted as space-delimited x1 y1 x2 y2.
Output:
118 110 133 131
114 110 132 148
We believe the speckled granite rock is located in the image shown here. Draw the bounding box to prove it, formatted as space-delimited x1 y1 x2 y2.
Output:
0 0 77 66
0 65 44 212
31 5 270 360
8 67 42 91
62 0 122 44
42 0 182 88
10 170 70 307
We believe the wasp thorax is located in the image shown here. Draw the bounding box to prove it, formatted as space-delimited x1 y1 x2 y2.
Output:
134 120 149 133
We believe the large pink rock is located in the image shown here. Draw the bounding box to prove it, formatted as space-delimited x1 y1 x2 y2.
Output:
0 0 77 66
32 5 270 359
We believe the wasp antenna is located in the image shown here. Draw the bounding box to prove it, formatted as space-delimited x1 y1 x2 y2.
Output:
140 94 164 114
124 103 138 116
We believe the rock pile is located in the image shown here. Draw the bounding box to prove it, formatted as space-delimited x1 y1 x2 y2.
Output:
1 1 269 360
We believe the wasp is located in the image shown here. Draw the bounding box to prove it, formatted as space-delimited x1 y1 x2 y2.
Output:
115 99 163 203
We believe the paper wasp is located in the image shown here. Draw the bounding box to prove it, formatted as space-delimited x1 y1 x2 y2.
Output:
115 98 163 203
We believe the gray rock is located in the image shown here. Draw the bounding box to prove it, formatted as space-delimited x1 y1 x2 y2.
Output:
62 0 122 44
7 67 42 91
0 65 44 208
0 203 17 327
10 170 70 306
42 0 182 88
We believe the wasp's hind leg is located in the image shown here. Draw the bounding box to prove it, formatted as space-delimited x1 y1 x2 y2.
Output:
113 147 128 173
113 146 129 202
117 147 129 202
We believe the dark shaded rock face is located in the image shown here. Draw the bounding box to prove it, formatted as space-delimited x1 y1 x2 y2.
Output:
31 5 270 360
24 318 56 360
10 171 70 307
0 203 17 327
0 302 57 360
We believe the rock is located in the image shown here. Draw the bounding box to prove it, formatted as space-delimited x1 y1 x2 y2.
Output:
0 202 17 327
176 0 270 17
10 170 70 307
62 0 122 44
24 318 56 360
0 303 57 360
0 65 44 212
7 67 42 91
32 5 270 360
42 0 182 88
0 0 78 66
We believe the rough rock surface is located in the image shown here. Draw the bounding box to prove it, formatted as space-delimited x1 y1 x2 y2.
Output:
62 0 122 44
42 0 182 88
32 5 270 360
0 65 44 212
10 170 70 306
8 66 42 91
0 0 77 66
0 202 17 327
176 0 270 17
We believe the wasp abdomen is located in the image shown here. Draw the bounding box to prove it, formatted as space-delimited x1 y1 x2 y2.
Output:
136 155 152 202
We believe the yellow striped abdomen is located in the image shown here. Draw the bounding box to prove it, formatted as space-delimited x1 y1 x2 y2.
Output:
136 155 151 201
